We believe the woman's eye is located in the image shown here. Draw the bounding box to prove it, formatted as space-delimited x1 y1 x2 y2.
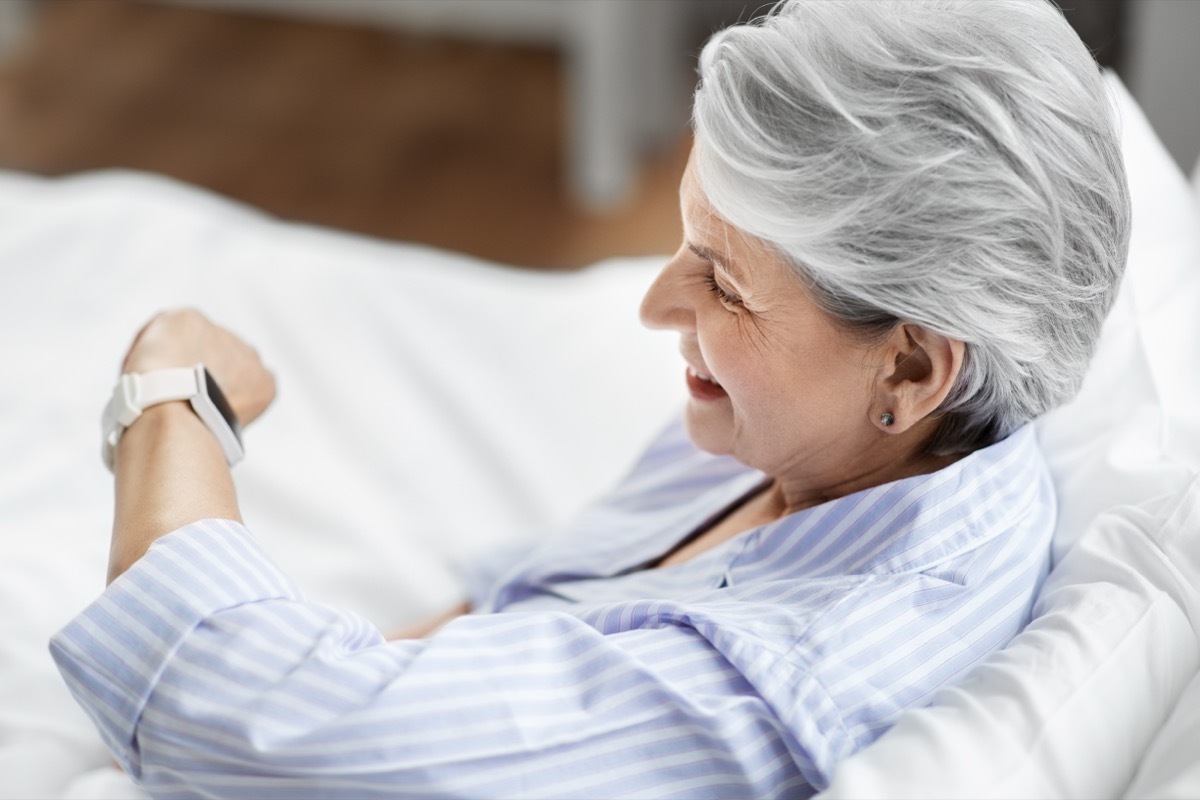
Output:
704 273 743 307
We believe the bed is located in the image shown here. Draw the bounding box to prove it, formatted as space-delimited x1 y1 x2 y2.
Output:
0 76 1197 799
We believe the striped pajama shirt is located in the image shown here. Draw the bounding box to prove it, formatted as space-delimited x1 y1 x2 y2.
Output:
52 417 1054 797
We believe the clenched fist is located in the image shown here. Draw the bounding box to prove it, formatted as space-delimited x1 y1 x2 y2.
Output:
121 309 276 426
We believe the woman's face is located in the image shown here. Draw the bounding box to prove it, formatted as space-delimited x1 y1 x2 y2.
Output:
641 160 886 483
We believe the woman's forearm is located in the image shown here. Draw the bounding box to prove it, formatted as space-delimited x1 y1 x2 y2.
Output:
109 401 241 584
106 309 273 585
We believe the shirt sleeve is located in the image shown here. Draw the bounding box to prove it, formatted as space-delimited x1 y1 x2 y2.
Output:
50 520 807 799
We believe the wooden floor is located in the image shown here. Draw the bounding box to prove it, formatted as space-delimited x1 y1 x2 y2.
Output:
0 1 690 269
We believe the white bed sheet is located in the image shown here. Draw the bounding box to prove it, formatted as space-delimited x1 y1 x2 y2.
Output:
0 73 1197 799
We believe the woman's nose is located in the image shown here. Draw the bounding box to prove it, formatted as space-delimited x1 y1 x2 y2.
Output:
640 256 694 332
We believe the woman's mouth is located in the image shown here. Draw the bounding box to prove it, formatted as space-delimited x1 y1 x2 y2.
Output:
686 366 728 401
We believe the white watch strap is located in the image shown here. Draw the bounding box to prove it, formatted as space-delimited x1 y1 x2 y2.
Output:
100 367 203 471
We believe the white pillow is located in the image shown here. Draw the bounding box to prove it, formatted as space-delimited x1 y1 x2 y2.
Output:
1126 466 1200 800
819 473 1200 799
1035 75 1200 562
1126 668 1200 800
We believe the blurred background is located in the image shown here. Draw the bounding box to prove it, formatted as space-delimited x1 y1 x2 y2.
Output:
0 0 1195 271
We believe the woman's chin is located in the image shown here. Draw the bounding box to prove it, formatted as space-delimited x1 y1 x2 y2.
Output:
682 403 735 457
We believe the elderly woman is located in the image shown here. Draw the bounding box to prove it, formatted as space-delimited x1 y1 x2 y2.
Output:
52 0 1128 797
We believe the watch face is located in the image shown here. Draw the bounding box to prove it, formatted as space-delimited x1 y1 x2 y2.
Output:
202 369 243 444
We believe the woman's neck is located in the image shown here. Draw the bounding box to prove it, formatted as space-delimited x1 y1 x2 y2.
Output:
769 447 966 518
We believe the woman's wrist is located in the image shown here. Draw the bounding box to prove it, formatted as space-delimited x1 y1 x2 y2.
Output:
117 400 219 461
109 401 241 584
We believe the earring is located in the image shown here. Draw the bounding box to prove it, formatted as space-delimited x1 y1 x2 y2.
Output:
880 412 895 427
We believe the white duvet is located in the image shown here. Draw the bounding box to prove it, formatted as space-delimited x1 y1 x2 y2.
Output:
0 75 1198 799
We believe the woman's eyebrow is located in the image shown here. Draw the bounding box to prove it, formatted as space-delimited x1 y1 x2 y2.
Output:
688 242 747 285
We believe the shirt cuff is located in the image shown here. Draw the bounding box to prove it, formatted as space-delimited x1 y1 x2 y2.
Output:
48 518 301 775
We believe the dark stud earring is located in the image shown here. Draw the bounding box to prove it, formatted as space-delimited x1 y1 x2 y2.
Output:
880 412 895 427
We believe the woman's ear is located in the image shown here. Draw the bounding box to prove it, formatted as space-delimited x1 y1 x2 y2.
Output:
873 324 965 434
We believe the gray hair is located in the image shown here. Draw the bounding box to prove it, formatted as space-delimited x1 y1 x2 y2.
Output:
692 0 1131 455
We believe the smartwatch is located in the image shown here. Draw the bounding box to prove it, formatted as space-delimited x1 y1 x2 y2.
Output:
101 364 244 472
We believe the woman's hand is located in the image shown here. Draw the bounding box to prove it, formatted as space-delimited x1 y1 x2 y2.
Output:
385 602 471 641
122 308 276 425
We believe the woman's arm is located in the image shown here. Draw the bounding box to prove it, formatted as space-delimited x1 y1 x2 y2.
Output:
106 309 275 584
53 526 803 797
109 402 240 583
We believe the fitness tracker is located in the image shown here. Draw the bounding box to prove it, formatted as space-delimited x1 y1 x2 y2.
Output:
101 364 243 472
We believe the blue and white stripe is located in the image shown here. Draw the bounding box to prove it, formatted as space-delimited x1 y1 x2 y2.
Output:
51 417 1053 797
